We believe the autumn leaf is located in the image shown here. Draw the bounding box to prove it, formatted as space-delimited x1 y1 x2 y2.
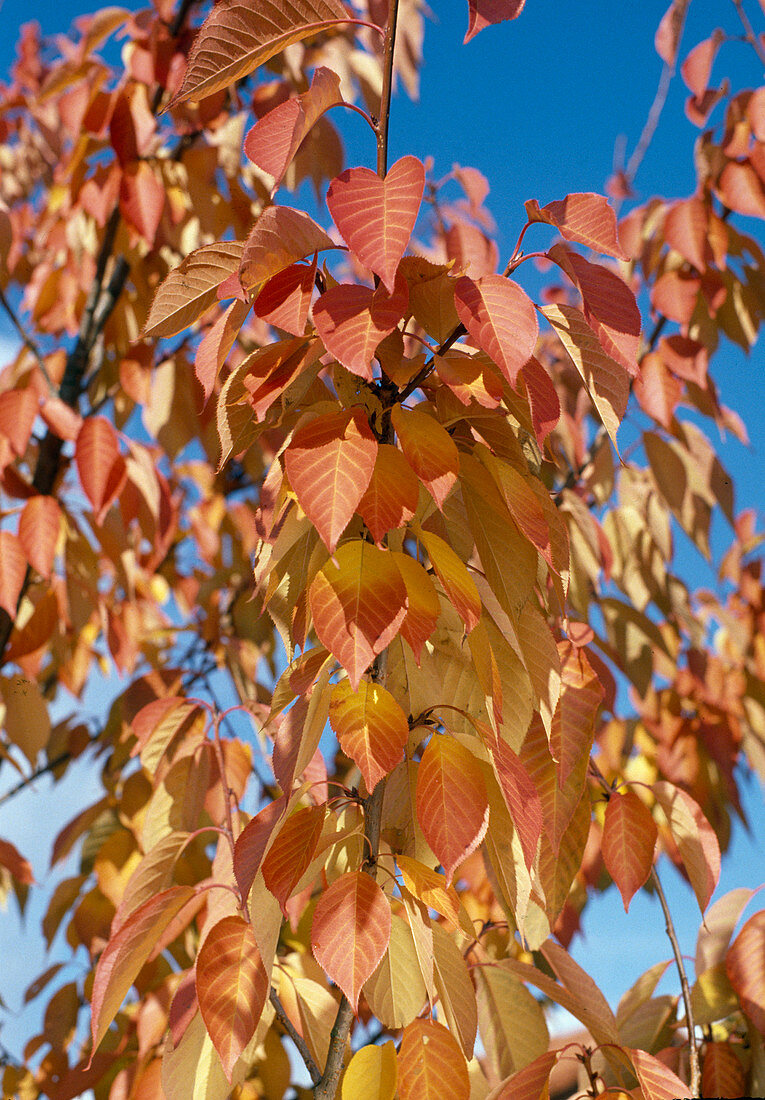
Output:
415 527 481 632
329 678 409 792
454 274 538 385
391 551 440 661
525 193 628 260
313 274 409 380
726 909 765 1035
653 780 721 912
75 416 126 524
144 242 245 339
261 804 326 912
342 1040 397 1099
327 156 425 292
0 837 34 885
397 1018 470 1100
308 540 408 690
391 403 459 509
285 407 377 552
356 445 419 545
239 205 336 297
628 1047 689 1100
17 496 61 581
0 532 26 618
602 790 657 911
196 915 269 1081
416 734 489 883
311 871 391 1012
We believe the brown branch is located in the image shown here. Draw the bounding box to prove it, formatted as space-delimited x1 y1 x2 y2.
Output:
375 0 399 178
650 865 700 1097
732 0 765 67
0 749 73 810
270 987 322 1085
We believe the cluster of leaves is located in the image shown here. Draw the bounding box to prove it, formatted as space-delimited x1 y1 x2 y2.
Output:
0 0 763 1097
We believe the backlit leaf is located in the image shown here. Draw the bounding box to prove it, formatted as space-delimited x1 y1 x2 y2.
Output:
551 641 604 787
525 193 628 260
342 1040 397 1100
261 804 326 912
245 67 344 188
0 532 26 618
629 1046 689 1100
253 256 316 336
0 386 37 457
541 302 629 450
363 913 427 1028
17 497 61 580
391 552 440 661
653 780 721 912
239 206 336 297
327 156 425 292
169 0 351 107
465 0 526 43
486 1050 559 1100
416 527 481 632
233 796 288 901
702 1041 747 1099
285 407 377 552
475 964 548 1080
357 445 419 544
119 161 164 246
313 275 409 380
454 274 538 385
89 886 195 1057
416 735 489 883
431 920 478 1058
0 837 33 884
726 908 765 1035
308 540 408 690
75 416 126 524
144 242 244 339
311 871 391 1012
329 678 409 792
488 732 542 870
602 790 657 911
391 403 459 509
696 887 755 975
398 1018 470 1100
196 915 269 1081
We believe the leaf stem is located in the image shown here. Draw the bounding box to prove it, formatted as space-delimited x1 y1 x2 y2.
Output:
650 864 700 1097
375 0 400 178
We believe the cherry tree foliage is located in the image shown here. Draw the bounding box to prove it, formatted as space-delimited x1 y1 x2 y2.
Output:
0 0 763 1096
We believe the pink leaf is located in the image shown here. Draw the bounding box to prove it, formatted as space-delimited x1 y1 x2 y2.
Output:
454 274 538 385
525 193 628 260
464 0 526 43
313 273 409 380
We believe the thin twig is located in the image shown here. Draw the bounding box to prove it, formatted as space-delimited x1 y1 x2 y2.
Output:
732 0 765 67
650 865 700 1097
375 0 399 178
0 749 73 810
270 988 322 1085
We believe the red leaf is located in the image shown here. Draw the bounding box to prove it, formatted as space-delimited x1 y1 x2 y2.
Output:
356 444 419 544
195 298 251 404
253 255 317 336
548 245 641 377
653 780 721 912
0 387 37 457
655 1 686 65
308 541 408 690
464 0 526 44
664 197 708 271
261 805 325 913
398 1018 470 1099
454 274 538 385
702 1041 747 1098
119 161 164 246
717 160 765 220
75 417 126 524
196 915 269 1081
0 531 26 617
244 66 344 188
550 641 604 788
391 403 459 509
169 0 351 107
233 796 287 901
519 357 560 446
488 1050 559 1100
629 1047 689 1100
18 497 61 580
239 206 336 297
329 679 409 792
602 790 657 911
311 870 391 1012
416 735 489 883
313 273 409 380
726 909 765 1035
89 886 195 1059
525 193 628 260
327 155 425 291
0 837 34 884
284 407 378 552
488 732 542 870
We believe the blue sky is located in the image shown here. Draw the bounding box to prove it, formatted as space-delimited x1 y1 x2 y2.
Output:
0 0 763 1067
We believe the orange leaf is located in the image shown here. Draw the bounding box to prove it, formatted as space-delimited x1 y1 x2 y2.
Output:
488 1050 559 1100
391 404 459 509
285 407 377 552
308 541 407 690
89 886 195 1059
391 551 440 661
357 444 419 545
550 641 604 788
119 161 164 246
233 795 288 901
0 532 26 617
416 735 489 883
628 1047 689 1100
488 732 542 870
239 205 336 297
602 790 657 911
519 357 560 447
397 1018 469 1100
261 804 325 913
653 780 721 912
726 909 765 1035
18 496 61 580
253 255 316 336
244 66 344 188
169 0 351 107
327 156 425 292
397 856 463 930
525 193 628 260
313 274 409 381
454 274 538 385
329 679 409 792
0 387 37 457
548 245 641 377
75 416 126 524
196 915 269 1081
144 241 244 339
311 871 391 1012
416 528 481 633
701 1041 747 1098
0 837 34 884
520 716 587 855
195 298 251 403
664 197 709 271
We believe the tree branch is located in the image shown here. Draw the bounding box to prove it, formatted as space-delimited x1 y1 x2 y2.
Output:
651 865 700 1097
270 988 322 1085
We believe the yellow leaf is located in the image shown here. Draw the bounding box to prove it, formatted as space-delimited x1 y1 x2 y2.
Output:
342 1040 397 1099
